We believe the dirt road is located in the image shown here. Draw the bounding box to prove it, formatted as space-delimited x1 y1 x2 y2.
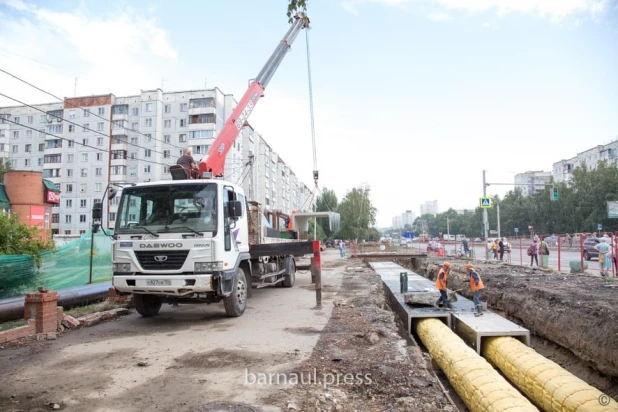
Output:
0 251 451 412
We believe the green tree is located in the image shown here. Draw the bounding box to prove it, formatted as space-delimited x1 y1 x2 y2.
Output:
315 187 338 237
337 186 376 240
0 213 55 267
287 0 309 23
0 159 12 182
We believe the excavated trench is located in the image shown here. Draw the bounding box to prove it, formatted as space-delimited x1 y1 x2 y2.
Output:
396 257 618 399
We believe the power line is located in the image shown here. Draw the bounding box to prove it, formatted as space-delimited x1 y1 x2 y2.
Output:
2 117 174 168
0 92 179 159
0 67 186 151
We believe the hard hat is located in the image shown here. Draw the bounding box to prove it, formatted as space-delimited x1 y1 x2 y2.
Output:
443 262 451 268
465 263 474 270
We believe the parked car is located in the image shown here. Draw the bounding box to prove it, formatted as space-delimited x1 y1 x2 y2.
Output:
325 239 335 248
583 237 600 261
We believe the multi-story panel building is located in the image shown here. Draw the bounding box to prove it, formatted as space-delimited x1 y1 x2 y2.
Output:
514 171 552 196
391 210 415 229
552 140 618 183
1 87 310 239
420 200 438 217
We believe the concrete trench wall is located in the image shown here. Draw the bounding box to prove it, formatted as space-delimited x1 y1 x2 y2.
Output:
405 259 618 380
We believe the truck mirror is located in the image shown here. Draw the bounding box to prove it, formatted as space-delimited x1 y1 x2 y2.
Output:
92 203 102 220
108 188 117 200
229 200 243 219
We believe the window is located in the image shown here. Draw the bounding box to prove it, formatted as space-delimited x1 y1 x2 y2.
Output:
83 123 89 132
11 145 17 154
80 183 87 193
65 215 72 224
132 107 139 116
145 134 152 143
39 129 45 138
81 169 87 177
68 110 76 119
97 122 104 131
67 154 74 163
180 103 187 112
12 131 19 139
64 230 71 235
66 199 73 208
46 124 62 134
80 230 86 235
97 137 103 146
144 149 151 158
130 167 137 176
131 122 138 129
38 158 43 166
164 119 171 128
40 115 47 123
109 212 116 222
144 118 152 127
179 134 186 143
98 107 104 115
46 139 62 149
96 153 103 161
190 98 215 108
164 104 171 113
145 103 153 112
52 214 59 223
25 144 31 152
180 119 186 127
80 215 87 223
144 165 151 173
26 130 32 138
66 184 73 193
95 168 102 176
68 124 75 132
164 134 170 143
164 150 170 159
80 199 87 208
24 159 30 167
42 168 60 177
189 114 215 124
10 159 16 168
81 153 88 162
44 154 62 163
84 109 90 117
95 183 102 192
67 169 73 177
130 152 137 160
82 138 88 146
27 115 33 124
68 140 74 148
14 117 20 124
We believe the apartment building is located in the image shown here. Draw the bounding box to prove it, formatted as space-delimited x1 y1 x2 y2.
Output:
420 200 439 217
514 170 552 196
0 87 311 238
391 210 415 229
240 124 313 213
552 140 618 183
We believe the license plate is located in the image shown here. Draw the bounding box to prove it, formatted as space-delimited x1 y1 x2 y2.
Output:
146 279 171 286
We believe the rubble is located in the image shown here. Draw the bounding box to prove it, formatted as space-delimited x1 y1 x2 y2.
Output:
403 291 439 306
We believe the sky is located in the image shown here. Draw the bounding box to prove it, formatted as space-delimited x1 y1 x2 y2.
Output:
0 0 617 228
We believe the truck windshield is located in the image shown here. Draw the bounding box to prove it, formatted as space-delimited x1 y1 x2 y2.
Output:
115 183 218 236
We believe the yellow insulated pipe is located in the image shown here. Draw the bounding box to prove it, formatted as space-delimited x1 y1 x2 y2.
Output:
483 337 618 412
416 318 539 412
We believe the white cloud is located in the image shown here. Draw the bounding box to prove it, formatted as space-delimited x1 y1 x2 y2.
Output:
340 0 614 21
0 1 177 106
428 11 454 21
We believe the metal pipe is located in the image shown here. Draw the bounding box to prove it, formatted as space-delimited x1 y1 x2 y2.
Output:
0 282 112 323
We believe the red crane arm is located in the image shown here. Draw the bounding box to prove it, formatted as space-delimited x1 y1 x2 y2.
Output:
199 14 309 177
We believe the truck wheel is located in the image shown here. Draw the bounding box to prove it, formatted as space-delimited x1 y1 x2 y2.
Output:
283 259 296 288
224 267 247 317
133 294 162 317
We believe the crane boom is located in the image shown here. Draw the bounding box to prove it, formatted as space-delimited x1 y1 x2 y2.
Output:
199 14 309 177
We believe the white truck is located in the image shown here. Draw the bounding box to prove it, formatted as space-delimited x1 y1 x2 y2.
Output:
108 179 332 317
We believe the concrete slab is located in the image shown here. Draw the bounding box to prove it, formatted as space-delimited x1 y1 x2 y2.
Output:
452 312 530 355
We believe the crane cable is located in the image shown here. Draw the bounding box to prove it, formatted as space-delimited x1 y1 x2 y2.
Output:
305 26 318 190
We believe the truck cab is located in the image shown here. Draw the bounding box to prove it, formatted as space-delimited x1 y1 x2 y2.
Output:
112 179 252 317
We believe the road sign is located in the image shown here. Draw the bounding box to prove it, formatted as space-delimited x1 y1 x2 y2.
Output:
608 201 618 218
598 223 603 231
514 228 519 233
550 187 558 201
489 230 498 235
480 197 492 208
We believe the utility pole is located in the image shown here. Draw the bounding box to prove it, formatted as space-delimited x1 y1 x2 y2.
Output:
248 154 254 199
74 77 78 97
483 170 489 255
497 202 501 238
447 216 450 237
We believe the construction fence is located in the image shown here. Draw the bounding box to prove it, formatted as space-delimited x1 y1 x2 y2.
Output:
0 230 113 299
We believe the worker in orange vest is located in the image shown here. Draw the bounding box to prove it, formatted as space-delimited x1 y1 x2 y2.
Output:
434 262 452 310
464 263 485 316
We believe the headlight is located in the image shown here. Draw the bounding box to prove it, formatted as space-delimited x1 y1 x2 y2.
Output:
113 263 131 272
194 262 224 273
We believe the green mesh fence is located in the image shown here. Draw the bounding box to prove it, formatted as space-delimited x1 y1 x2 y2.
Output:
0 229 113 299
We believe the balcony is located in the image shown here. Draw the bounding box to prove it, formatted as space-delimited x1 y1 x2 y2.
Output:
111 142 128 151
188 121 216 131
112 113 128 122
112 104 129 121
188 98 215 116
112 127 128 137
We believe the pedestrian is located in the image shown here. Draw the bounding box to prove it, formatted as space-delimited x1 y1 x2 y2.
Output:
434 262 452 310
539 237 549 267
462 238 469 256
464 263 484 316
492 240 499 260
566 233 572 248
339 241 346 259
528 239 539 266
498 238 505 261
594 238 611 276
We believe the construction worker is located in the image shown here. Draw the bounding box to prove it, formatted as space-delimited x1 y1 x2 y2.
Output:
434 262 452 310
464 263 485 316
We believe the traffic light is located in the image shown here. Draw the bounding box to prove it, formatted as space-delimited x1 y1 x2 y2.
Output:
550 187 558 201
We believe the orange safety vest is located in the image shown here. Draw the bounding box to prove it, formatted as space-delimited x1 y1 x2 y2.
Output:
470 270 485 292
435 268 447 291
